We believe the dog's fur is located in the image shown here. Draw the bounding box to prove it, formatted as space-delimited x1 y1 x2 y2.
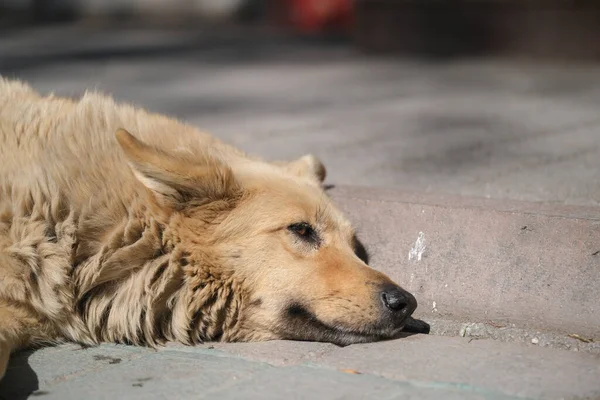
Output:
0 77 416 378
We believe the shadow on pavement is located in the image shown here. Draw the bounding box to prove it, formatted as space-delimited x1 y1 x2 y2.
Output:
0 350 40 400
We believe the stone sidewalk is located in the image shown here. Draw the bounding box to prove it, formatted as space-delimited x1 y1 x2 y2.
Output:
2 335 600 400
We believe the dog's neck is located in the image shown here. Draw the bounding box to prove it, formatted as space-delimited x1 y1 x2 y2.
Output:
68 193 247 346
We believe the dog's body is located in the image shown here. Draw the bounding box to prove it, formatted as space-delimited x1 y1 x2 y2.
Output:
0 78 417 378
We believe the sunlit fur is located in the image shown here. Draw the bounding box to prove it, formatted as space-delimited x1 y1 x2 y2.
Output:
0 77 414 379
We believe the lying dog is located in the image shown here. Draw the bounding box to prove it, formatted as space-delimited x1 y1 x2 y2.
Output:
0 77 418 379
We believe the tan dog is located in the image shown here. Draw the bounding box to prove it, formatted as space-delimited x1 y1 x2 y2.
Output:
0 77 417 379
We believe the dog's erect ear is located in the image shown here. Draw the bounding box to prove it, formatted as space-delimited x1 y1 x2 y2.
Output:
115 128 238 206
279 154 327 184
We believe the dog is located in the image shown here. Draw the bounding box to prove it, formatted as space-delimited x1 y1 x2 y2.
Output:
0 77 418 379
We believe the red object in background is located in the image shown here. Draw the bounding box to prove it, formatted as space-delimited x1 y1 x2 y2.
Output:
273 0 354 34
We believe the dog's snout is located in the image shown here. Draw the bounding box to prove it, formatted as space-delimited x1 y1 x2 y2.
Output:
380 285 417 315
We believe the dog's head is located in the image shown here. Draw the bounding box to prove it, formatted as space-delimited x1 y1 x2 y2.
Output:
116 129 417 346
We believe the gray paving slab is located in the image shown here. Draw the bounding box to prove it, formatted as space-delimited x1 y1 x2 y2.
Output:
1 24 599 206
2 336 600 400
165 340 339 367
209 364 515 400
38 350 269 400
313 335 600 400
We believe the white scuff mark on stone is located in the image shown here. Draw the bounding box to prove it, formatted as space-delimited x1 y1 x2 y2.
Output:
531 337 539 345
408 232 427 263
459 323 474 337
432 301 437 312
409 273 415 288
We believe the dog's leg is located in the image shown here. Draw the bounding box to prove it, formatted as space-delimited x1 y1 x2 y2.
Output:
0 299 39 380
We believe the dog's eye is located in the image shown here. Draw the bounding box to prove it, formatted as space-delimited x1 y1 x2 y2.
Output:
288 222 318 243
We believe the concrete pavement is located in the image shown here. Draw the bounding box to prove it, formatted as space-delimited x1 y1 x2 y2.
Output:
2 335 600 400
330 186 600 339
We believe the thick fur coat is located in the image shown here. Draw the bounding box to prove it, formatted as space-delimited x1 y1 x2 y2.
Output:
0 77 417 379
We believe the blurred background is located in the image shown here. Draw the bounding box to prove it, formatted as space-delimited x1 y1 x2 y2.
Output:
2 0 600 206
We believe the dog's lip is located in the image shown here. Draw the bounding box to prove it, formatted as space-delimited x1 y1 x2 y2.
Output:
284 302 404 342
328 317 410 339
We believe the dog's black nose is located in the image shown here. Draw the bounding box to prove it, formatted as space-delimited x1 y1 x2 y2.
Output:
380 285 417 314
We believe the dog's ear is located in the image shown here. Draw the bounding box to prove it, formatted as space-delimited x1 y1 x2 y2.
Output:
115 128 238 207
280 154 327 184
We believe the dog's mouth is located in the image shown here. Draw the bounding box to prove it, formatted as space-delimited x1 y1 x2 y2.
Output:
277 303 410 346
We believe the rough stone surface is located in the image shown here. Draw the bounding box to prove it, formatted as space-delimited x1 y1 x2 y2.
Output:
315 335 600 400
426 317 600 355
328 186 600 338
2 336 600 400
166 340 339 367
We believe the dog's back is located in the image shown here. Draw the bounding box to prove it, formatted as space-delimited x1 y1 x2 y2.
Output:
1 78 131 210
0 78 248 210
